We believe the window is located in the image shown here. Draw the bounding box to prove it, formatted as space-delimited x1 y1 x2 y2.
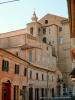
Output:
38 28 41 33
29 87 33 100
43 37 47 43
35 88 39 100
2 60 9 72
36 73 38 80
15 64 19 74
45 20 48 24
30 27 33 35
59 27 62 32
29 50 32 62
42 74 44 80
43 28 46 34
52 46 56 57
24 68 27 76
22 86 26 100
30 70 32 79
13 85 19 100
41 88 44 98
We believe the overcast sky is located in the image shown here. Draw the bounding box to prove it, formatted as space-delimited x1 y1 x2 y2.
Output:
0 0 68 33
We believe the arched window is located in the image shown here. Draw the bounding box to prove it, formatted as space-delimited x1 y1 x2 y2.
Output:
43 37 47 43
30 27 33 35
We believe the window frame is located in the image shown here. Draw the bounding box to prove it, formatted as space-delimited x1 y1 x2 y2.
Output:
30 27 33 35
24 68 27 76
45 20 48 24
30 70 32 79
29 50 32 62
43 28 46 35
15 64 19 74
2 59 9 72
36 73 38 80
43 37 47 43
42 74 44 80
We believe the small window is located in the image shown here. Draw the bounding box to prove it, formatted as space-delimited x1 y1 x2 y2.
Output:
30 70 32 79
52 46 56 57
36 73 38 80
38 28 41 33
2 60 9 72
15 64 19 74
29 50 32 62
43 37 47 43
42 74 44 80
59 27 62 32
14 85 19 100
24 68 27 76
45 20 48 24
43 28 46 34
30 27 33 35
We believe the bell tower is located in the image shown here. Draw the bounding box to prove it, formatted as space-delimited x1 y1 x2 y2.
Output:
27 11 42 37
31 11 38 22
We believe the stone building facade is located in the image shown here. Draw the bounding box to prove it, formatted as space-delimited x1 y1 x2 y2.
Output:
0 12 70 99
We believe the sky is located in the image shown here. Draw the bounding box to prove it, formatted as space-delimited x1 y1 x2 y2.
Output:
0 0 68 33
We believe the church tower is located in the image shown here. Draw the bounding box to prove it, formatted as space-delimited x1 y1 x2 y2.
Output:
27 11 42 37
31 11 38 22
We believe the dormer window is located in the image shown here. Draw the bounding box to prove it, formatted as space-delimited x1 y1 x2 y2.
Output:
30 27 33 35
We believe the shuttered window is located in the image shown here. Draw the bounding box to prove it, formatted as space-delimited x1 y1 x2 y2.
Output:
2 60 9 72
15 64 19 74
24 68 27 76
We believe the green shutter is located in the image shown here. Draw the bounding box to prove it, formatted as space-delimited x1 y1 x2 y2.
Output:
2 60 9 72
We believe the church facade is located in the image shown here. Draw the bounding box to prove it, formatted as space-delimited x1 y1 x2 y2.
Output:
0 11 72 99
